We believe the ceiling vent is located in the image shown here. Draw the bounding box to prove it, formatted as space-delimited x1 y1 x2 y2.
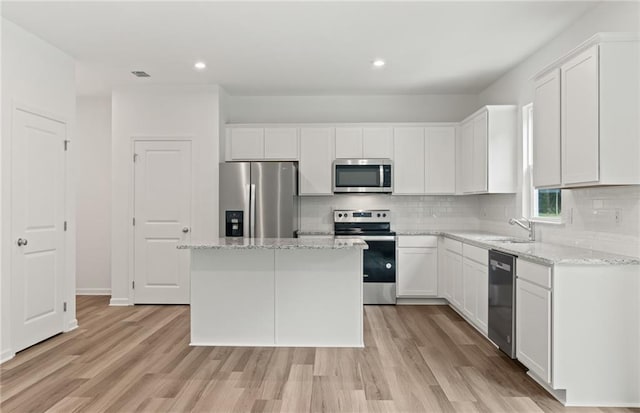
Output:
131 71 150 77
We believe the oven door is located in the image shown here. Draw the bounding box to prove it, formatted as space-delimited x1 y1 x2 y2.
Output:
360 236 396 284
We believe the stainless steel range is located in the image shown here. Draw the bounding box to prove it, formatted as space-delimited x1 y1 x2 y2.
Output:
334 209 396 305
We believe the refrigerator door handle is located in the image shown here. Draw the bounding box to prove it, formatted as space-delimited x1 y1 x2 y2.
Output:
250 184 256 238
244 183 251 238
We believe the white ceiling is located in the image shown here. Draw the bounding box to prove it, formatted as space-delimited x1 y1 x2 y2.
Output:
1 1 600 96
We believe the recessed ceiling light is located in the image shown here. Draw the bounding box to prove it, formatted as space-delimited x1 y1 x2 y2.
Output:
372 59 386 68
194 61 207 70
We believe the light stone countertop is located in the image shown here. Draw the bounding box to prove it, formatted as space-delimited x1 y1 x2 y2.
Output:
177 237 368 250
298 230 639 266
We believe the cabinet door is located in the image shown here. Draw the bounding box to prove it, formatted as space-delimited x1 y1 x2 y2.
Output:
363 127 393 159
264 128 298 160
472 113 488 192
516 278 552 384
561 45 599 185
462 258 476 320
397 247 437 297
460 121 474 193
230 128 264 160
425 127 456 194
476 262 488 334
393 127 425 194
335 127 363 158
533 70 561 187
450 252 463 310
299 128 334 195
441 250 457 300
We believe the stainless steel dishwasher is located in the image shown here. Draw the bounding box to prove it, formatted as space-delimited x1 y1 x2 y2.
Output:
488 250 517 358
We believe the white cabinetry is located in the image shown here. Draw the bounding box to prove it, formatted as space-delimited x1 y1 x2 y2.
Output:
335 127 392 159
299 128 334 195
229 128 264 160
459 106 516 194
264 128 298 160
393 127 425 195
397 236 438 297
394 126 456 195
441 238 462 308
461 244 488 334
227 127 298 160
425 127 456 194
533 33 640 188
516 259 552 385
533 69 561 187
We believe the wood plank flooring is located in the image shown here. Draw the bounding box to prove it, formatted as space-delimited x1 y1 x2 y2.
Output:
0 296 635 412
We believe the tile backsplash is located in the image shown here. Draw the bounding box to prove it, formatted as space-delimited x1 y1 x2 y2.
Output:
300 186 640 257
476 186 640 257
300 194 480 233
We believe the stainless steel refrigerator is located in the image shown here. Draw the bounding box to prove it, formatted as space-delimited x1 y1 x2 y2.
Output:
219 162 298 238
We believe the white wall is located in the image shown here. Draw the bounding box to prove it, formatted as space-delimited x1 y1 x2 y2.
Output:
475 1 640 256
110 85 222 305
76 96 111 294
1 18 76 362
227 94 478 123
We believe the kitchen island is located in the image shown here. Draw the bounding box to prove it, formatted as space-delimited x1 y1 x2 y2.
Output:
178 238 368 347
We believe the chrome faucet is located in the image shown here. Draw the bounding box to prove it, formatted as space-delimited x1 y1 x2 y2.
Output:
509 217 535 241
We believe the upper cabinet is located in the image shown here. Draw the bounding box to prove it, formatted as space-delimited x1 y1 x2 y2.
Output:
533 33 640 188
299 127 334 195
459 106 517 194
227 127 298 161
335 127 392 159
393 127 425 195
533 69 561 188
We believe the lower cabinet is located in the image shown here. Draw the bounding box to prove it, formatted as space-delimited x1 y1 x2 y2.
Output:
461 246 488 334
397 236 438 297
516 273 552 385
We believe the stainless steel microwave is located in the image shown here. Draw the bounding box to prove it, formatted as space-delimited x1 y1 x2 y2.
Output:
333 159 393 193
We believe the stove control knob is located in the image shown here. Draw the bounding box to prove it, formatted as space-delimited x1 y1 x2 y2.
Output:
382 213 387 217
377 213 381 217
338 213 342 218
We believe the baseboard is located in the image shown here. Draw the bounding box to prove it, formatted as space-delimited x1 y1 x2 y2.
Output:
396 297 448 305
0 349 15 364
76 288 111 295
109 297 131 306
65 318 78 332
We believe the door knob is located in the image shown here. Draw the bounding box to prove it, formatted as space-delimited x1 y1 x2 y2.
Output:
182 227 190 233
16 238 28 246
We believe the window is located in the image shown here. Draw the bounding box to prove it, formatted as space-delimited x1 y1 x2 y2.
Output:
523 103 561 221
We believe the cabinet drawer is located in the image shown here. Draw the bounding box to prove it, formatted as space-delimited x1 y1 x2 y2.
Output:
398 236 437 248
463 243 487 265
517 259 552 289
443 237 462 254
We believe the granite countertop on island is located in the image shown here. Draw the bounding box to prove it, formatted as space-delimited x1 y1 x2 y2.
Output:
178 237 368 250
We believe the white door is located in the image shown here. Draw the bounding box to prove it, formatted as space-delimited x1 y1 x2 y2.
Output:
362 127 393 159
462 258 477 320
134 140 192 304
230 128 264 160
397 248 437 297
335 127 363 158
460 121 474 193
11 109 66 352
264 128 298 160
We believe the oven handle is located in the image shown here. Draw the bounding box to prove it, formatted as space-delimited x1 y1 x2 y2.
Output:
335 235 396 241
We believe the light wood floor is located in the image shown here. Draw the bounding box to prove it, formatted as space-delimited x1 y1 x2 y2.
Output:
0 296 635 413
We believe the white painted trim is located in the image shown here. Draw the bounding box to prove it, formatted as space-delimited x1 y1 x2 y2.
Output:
396 297 447 305
65 319 78 332
109 297 131 306
226 121 459 128
190 342 364 348
0 350 16 365
533 32 640 80
527 371 567 405
76 288 111 295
